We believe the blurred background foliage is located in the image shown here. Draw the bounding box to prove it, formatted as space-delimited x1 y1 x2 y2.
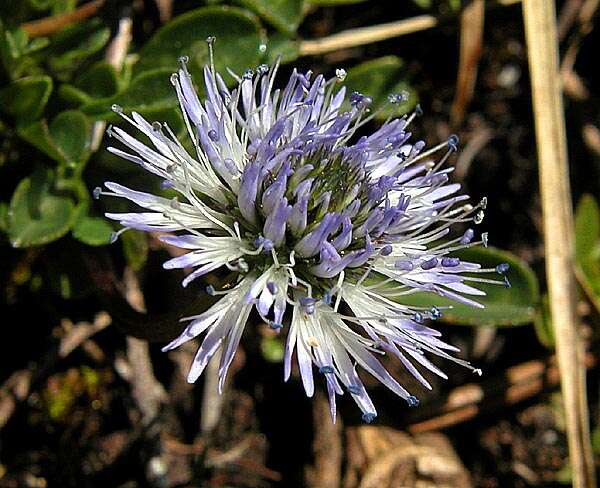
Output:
1 0 600 487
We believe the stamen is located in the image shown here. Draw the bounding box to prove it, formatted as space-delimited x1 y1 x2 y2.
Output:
406 395 420 407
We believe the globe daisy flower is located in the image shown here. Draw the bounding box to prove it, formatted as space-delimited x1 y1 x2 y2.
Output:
97 38 508 423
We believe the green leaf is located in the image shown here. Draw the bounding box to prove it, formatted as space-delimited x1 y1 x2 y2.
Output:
72 214 113 246
575 194 600 262
8 168 76 248
81 68 178 120
307 0 367 5
18 110 91 166
0 202 8 232
122 230 149 271
28 0 55 10
342 56 416 120
74 61 119 98
574 194 600 312
47 20 110 80
264 32 301 64
533 294 554 349
49 110 91 165
134 6 265 81
0 75 53 122
392 246 540 327
239 0 305 33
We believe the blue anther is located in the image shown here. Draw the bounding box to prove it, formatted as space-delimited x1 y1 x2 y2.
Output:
430 306 442 320
421 257 438 270
362 412 377 423
448 134 459 151
496 263 510 274
93 187 102 200
413 312 424 324
406 395 420 407
441 257 460 267
380 244 393 256
206 285 216 296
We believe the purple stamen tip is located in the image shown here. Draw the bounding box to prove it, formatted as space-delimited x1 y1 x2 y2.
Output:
380 244 393 256
430 306 442 319
441 257 460 267
421 257 438 270
406 395 420 407
362 412 377 423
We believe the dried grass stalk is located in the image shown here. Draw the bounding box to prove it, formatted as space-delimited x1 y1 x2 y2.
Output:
522 0 596 486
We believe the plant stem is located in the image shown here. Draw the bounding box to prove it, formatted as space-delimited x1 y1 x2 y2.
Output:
21 0 105 38
522 0 596 486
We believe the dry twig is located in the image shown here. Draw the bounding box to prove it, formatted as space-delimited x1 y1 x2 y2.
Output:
298 0 521 57
0 312 111 429
309 391 343 488
91 16 133 151
407 354 596 434
450 0 485 126
21 0 105 38
522 0 596 485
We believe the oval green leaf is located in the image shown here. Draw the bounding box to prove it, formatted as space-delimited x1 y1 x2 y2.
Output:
8 168 76 248
72 214 113 246
134 6 265 80
0 75 53 122
18 110 91 166
74 61 119 98
391 246 540 327
49 110 91 165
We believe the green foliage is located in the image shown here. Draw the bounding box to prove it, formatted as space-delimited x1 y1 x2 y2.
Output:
263 32 301 64
394 246 540 327
307 0 367 5
46 20 110 80
8 168 76 248
135 6 265 80
0 75 53 123
533 294 554 349
342 56 416 119
82 68 178 120
574 194 600 312
19 110 91 166
0 23 49 79
239 0 306 33
72 213 113 246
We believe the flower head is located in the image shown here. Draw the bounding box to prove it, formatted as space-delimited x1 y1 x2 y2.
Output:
99 44 507 423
